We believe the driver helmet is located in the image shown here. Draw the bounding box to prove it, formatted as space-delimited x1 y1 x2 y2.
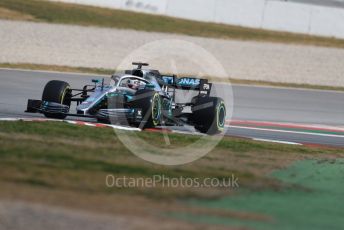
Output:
127 79 140 90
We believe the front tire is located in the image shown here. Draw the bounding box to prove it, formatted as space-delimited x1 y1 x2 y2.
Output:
191 97 226 135
131 89 162 129
42 80 71 119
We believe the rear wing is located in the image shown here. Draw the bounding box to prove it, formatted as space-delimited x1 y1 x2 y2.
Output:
159 75 212 96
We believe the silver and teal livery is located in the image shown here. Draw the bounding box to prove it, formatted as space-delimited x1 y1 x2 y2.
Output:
26 62 226 134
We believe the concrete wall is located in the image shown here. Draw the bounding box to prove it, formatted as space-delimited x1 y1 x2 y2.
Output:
49 0 344 39
214 0 266 28
51 0 168 14
310 5 344 38
165 0 215 22
262 1 312 34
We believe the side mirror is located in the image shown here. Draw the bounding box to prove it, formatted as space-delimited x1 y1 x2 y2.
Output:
92 79 101 84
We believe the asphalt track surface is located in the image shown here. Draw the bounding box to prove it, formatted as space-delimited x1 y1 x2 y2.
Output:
0 69 343 147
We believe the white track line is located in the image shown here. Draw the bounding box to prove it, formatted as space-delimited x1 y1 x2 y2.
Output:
0 67 108 77
2 117 343 139
231 83 344 94
0 118 20 121
64 120 141 131
229 125 344 138
227 120 344 132
171 129 205 136
0 118 141 132
252 138 302 145
104 124 141 131
2 68 343 94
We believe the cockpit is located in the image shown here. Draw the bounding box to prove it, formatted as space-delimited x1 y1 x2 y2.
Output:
118 77 148 91
111 69 162 92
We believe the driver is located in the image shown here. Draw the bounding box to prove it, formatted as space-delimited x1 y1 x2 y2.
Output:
127 79 140 90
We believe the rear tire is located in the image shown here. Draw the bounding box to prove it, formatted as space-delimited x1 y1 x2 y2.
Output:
191 97 226 135
42 80 71 119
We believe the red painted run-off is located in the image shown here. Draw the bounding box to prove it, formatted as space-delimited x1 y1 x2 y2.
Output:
1 118 343 148
2 118 344 135
144 128 172 133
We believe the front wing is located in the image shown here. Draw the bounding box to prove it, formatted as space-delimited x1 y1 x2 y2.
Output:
26 99 143 123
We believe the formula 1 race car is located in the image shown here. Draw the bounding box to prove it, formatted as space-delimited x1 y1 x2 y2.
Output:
26 63 226 135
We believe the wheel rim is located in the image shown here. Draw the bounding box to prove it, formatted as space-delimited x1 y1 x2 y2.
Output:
60 86 71 106
152 94 161 126
217 103 226 128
